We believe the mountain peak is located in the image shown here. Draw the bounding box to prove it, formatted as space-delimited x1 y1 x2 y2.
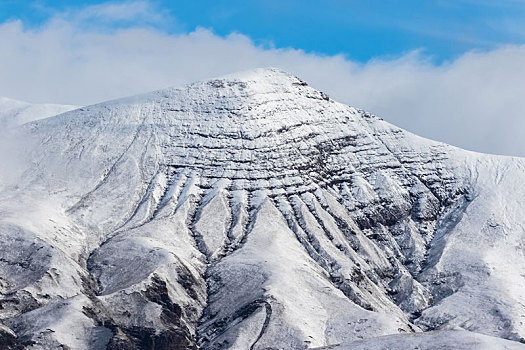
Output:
36 66 360 199
96 67 323 117
214 67 304 84
164 66 319 104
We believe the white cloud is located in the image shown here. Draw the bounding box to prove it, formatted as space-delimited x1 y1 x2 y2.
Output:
74 1 162 22
45 0 169 28
0 4 524 157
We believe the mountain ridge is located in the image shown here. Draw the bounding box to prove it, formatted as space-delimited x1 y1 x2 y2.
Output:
0 96 76 128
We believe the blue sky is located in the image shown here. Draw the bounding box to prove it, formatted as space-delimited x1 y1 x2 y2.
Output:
2 0 525 62
0 1 525 156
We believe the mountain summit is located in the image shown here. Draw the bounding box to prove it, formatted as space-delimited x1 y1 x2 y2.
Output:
1 68 525 349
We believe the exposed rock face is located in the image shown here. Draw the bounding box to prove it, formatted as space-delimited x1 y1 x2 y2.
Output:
0 68 524 349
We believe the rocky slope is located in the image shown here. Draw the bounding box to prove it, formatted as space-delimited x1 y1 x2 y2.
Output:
1 68 524 349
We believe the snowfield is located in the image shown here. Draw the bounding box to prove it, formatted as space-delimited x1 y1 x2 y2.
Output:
0 68 524 349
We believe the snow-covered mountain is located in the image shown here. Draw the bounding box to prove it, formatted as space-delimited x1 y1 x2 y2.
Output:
1 68 524 349
0 97 76 128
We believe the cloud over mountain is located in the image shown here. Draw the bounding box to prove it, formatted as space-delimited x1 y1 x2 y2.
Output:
1 2 524 156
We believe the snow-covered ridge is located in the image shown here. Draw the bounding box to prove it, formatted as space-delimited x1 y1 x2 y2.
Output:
1 68 524 349
0 96 76 128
